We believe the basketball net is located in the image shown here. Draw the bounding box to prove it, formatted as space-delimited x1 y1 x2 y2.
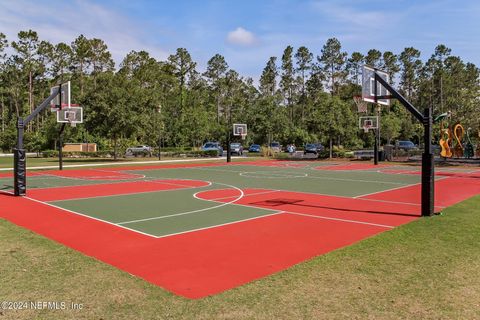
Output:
241 133 246 140
354 96 368 113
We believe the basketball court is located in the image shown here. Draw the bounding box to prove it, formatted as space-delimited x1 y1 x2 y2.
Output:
1 160 479 298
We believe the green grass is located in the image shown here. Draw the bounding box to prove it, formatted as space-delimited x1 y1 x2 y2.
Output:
1 196 479 319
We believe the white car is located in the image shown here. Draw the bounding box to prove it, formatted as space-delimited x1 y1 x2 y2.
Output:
126 145 153 156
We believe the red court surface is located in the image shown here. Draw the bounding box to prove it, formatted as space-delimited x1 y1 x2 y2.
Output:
361 177 480 208
1 161 479 298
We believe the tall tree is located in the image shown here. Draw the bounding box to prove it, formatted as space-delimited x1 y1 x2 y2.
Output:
381 51 400 85
204 54 228 122
0 33 7 60
89 38 114 88
71 35 92 96
295 46 313 122
318 38 347 95
259 57 278 96
167 48 196 111
399 47 423 100
280 46 295 122
11 30 41 118
346 52 364 85
365 49 382 68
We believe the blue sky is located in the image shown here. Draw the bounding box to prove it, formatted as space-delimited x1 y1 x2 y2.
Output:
1 0 479 80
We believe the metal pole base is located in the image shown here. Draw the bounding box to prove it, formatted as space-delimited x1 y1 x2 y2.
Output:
421 152 435 216
13 148 26 196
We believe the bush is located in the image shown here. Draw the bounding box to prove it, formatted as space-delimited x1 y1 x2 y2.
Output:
42 150 59 157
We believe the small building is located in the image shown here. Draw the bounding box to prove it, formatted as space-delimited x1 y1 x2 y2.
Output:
62 143 97 152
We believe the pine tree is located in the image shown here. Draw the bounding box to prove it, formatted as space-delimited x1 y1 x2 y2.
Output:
318 38 347 95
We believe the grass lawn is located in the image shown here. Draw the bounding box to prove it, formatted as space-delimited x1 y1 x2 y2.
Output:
1 195 479 319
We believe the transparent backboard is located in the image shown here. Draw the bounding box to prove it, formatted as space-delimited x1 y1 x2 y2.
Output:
362 66 390 106
50 81 71 110
57 106 83 124
359 116 378 132
233 123 247 136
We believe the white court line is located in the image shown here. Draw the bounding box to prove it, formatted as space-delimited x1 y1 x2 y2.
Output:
154 211 285 239
191 166 410 185
0 157 228 171
283 211 395 229
353 182 422 199
46 180 213 203
191 187 446 209
353 176 450 199
117 182 245 225
204 189 282 202
23 196 158 238
196 192 396 229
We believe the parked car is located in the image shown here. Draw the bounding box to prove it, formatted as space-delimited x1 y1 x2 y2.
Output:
230 143 243 155
248 144 261 153
126 145 153 156
304 143 318 155
395 140 417 151
201 141 223 156
269 141 282 153
304 143 324 155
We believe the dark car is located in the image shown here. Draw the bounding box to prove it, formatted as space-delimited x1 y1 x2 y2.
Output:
304 143 318 155
229 143 243 155
201 141 223 156
304 143 324 155
395 140 417 151
248 144 261 153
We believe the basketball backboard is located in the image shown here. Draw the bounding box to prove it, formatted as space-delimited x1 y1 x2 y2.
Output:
57 106 83 127
50 81 71 110
362 66 390 106
359 116 378 133
233 123 247 140
233 123 247 136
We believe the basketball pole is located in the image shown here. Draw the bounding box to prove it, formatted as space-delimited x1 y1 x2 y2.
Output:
226 105 232 163
374 74 434 217
58 123 67 170
373 74 379 165
14 88 60 196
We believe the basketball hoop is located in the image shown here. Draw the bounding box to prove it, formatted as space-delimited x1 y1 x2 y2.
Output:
241 133 247 140
363 124 371 133
354 95 368 113
66 110 77 127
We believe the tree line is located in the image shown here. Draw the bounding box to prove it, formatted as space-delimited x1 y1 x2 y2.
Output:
0 30 479 155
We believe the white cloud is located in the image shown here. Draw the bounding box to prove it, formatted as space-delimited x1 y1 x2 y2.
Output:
226 27 258 46
0 0 169 65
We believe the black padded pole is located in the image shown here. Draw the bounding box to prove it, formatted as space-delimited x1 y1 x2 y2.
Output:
421 107 434 216
14 118 26 196
58 123 66 170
